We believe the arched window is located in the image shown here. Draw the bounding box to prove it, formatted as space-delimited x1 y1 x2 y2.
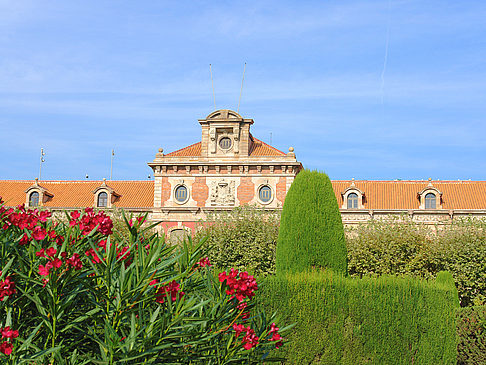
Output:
347 193 358 209
29 192 39 207
169 228 189 245
258 185 272 203
425 193 436 209
174 185 188 203
97 192 108 208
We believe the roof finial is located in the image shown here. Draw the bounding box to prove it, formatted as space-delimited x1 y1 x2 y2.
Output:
428 177 433 186
351 178 355 186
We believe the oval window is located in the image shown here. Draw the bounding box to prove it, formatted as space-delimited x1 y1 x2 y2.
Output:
219 137 232 149
174 185 188 203
259 185 272 203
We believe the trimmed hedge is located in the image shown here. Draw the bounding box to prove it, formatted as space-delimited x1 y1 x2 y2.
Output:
260 270 459 364
457 305 486 365
276 170 347 275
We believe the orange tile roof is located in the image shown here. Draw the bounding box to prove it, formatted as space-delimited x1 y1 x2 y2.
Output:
1 180 485 210
0 180 154 208
164 135 286 157
332 180 486 210
248 135 286 157
165 142 201 157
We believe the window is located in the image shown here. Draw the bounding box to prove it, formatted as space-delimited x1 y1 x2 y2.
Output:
219 137 232 149
174 185 188 203
29 192 39 207
425 193 436 209
347 193 358 209
169 228 189 245
97 192 108 207
258 185 272 203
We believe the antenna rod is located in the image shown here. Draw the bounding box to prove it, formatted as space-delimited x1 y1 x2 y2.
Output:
110 149 115 180
39 148 45 180
237 62 246 114
209 64 216 111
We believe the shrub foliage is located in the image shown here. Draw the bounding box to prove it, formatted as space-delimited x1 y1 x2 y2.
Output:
457 305 486 365
260 271 459 364
276 170 347 275
347 217 486 306
194 206 280 276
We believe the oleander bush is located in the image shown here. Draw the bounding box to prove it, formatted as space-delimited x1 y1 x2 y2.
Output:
0 201 288 364
260 270 459 364
194 206 280 277
276 170 347 275
457 305 486 365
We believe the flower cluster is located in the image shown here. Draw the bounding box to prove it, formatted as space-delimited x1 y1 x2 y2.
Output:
218 269 258 302
0 274 16 301
0 326 18 356
268 322 283 349
155 280 185 304
69 208 113 236
37 247 83 278
233 324 259 350
197 257 212 268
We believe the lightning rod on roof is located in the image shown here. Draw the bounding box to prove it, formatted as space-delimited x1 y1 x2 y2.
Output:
209 64 216 111
237 62 246 114
39 148 46 181
110 149 115 181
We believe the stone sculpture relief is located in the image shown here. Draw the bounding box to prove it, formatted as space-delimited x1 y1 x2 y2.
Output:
210 180 236 206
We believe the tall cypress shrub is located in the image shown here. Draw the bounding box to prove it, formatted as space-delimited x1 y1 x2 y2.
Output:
276 170 347 275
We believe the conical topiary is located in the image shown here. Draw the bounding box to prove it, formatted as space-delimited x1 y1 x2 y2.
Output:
276 170 347 275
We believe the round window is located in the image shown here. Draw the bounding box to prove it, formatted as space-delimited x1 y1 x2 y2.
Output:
258 185 272 203
174 185 188 203
219 137 232 149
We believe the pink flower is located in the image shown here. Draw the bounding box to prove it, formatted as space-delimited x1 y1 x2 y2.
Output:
36 248 46 257
70 210 80 220
19 234 30 246
197 257 212 268
51 258 62 269
38 264 50 276
1 327 19 339
32 227 47 241
67 253 83 270
0 276 16 301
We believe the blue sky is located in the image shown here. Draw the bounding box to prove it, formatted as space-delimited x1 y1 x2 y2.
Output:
1 0 485 181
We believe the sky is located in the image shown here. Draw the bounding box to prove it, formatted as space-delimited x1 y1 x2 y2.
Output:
0 0 485 181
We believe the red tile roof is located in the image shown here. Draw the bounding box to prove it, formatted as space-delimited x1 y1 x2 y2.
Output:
1 180 485 210
164 135 286 157
332 180 486 210
0 180 154 208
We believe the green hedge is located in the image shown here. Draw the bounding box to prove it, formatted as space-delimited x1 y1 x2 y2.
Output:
457 305 486 365
260 270 458 364
347 217 486 306
276 170 347 275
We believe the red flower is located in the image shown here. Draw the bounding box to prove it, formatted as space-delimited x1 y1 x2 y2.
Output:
19 233 30 245
46 247 57 257
219 269 258 302
32 227 47 241
0 276 16 301
0 341 13 355
36 248 46 257
38 210 51 222
1 327 19 339
51 258 62 269
70 210 80 220
85 248 101 264
155 281 184 304
197 257 212 268
67 253 83 270
38 264 50 276
48 230 57 239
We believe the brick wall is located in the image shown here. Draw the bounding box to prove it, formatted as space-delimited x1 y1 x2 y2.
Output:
160 177 171 205
192 176 209 207
237 177 255 204
276 176 287 204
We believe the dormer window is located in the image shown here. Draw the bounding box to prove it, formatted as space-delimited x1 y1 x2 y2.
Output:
25 178 53 207
341 179 365 209
93 179 120 209
418 179 442 209
425 193 436 209
347 193 358 209
29 192 40 207
97 192 108 208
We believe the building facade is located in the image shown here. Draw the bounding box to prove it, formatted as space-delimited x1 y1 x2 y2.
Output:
1 109 485 239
